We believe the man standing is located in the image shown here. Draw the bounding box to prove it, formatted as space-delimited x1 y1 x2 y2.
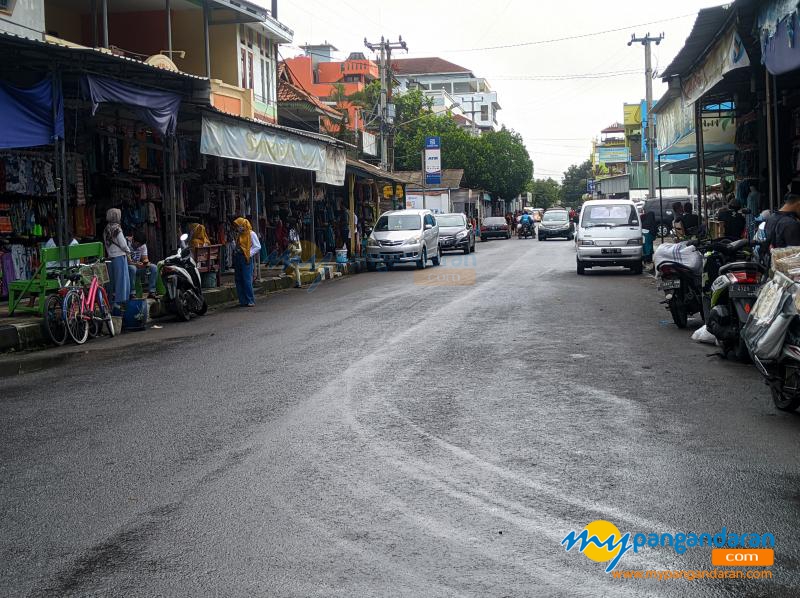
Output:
765 190 800 249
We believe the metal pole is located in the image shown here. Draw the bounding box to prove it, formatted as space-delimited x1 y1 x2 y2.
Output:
766 69 776 211
658 154 664 242
421 149 426 209
697 104 707 223
166 0 173 58
203 0 212 79
51 68 64 252
773 74 781 202
645 41 656 199
102 0 109 48
91 0 98 47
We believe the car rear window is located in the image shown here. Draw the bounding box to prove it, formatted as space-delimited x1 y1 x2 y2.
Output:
543 211 568 222
485 217 506 225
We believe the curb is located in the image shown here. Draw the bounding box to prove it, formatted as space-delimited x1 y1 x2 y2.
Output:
1 262 365 356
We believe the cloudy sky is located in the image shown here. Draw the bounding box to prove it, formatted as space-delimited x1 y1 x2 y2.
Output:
273 0 724 181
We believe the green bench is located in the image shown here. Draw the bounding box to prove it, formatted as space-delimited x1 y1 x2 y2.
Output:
8 242 105 316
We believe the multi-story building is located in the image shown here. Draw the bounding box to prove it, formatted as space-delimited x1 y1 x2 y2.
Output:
283 44 379 134
391 57 500 132
5 0 292 123
592 122 630 179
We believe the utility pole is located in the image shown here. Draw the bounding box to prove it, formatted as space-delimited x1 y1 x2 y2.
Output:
629 32 664 200
365 36 407 171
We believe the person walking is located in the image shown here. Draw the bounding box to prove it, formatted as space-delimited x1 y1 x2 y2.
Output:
103 208 131 307
232 217 261 307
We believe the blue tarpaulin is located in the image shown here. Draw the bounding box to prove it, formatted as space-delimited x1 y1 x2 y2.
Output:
83 75 181 135
0 76 64 149
762 11 800 75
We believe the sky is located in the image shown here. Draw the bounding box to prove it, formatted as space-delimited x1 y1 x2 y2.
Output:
271 0 725 182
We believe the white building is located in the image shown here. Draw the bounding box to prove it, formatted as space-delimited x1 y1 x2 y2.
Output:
391 57 500 132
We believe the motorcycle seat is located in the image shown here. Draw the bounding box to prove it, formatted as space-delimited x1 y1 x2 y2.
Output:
657 261 695 274
718 261 766 275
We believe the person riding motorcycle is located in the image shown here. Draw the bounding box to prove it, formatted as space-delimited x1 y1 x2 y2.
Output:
519 212 534 237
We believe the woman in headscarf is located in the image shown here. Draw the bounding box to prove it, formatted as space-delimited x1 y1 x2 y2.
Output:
188 223 210 249
103 208 131 305
232 217 261 307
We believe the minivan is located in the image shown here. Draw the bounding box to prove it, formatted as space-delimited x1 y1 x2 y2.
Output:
366 209 440 270
575 199 643 275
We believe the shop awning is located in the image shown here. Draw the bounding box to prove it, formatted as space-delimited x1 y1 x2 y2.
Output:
0 75 64 149
760 8 800 75
346 158 408 184
200 112 346 186
660 151 734 176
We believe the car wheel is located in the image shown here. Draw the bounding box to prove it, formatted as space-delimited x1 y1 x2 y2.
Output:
631 261 643 275
417 248 427 269
431 248 441 266
657 224 670 237
367 262 377 272
577 259 585 275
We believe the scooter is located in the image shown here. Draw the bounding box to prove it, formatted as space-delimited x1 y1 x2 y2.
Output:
656 242 705 328
703 239 766 360
158 233 208 321
518 221 534 239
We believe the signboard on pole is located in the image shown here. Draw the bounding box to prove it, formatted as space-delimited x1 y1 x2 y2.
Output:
424 136 442 185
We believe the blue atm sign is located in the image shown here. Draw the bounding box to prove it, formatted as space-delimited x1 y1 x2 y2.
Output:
425 136 442 185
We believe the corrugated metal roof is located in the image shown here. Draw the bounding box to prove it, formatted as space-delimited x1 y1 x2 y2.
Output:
345 158 407 183
202 106 351 148
660 5 733 80
394 169 465 189
0 30 209 82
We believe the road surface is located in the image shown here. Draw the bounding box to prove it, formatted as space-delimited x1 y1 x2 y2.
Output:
2 237 798 597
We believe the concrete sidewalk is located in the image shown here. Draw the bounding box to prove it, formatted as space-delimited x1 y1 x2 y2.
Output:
0 259 366 355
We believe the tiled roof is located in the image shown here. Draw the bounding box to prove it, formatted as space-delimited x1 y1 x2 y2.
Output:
278 62 343 119
390 57 473 76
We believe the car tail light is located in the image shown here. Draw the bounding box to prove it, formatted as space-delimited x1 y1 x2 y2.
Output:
481 227 487 232
627 238 642 245
579 240 594 246
726 271 760 284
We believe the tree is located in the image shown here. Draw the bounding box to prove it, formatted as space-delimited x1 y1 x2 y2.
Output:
528 178 562 209
562 159 593 204
350 84 534 200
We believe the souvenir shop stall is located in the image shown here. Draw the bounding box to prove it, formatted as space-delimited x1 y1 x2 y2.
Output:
0 73 67 301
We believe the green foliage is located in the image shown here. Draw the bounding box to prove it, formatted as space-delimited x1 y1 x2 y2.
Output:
562 159 593 204
348 84 534 199
529 178 562 209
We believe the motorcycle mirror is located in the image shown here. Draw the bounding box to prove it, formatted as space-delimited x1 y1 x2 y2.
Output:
180 233 189 242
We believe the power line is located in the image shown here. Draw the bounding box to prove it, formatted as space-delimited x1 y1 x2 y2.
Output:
423 12 696 53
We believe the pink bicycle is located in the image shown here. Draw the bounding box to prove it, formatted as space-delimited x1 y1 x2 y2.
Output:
63 260 115 345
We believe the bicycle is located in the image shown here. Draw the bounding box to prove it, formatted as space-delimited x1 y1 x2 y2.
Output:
63 259 116 345
42 267 81 346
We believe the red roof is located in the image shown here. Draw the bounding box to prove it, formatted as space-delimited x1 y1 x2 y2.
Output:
278 62 343 119
601 122 625 134
390 57 473 76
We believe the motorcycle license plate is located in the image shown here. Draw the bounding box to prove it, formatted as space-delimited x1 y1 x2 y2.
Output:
660 279 681 290
730 284 759 298
601 248 621 254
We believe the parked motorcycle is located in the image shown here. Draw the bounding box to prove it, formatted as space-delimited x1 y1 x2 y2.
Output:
703 239 766 360
158 234 208 321
656 242 704 329
743 270 800 411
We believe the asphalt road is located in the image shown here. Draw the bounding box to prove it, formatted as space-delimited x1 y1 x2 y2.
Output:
2 235 799 597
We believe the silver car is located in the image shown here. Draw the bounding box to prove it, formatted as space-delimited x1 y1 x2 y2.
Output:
366 209 441 270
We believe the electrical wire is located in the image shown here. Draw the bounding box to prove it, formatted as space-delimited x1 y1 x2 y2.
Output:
425 12 697 53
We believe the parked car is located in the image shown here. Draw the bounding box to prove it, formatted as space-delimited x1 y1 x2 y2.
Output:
366 209 440 270
576 199 643 275
538 209 574 241
642 197 696 238
480 217 511 241
437 213 476 254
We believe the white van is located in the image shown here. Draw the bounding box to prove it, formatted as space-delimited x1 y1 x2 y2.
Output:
575 199 643 275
